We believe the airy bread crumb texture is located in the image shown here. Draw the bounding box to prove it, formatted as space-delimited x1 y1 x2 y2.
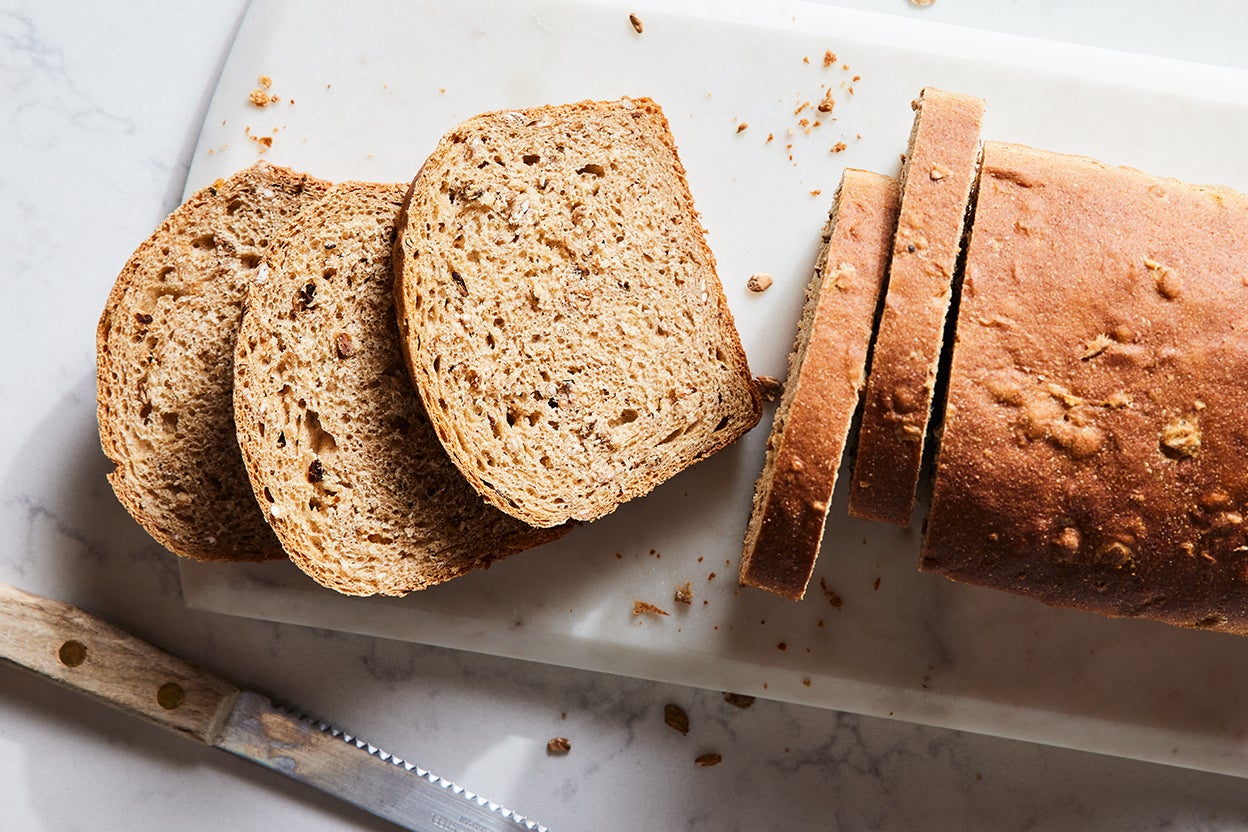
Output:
233 182 565 596
395 98 761 528
96 161 329 561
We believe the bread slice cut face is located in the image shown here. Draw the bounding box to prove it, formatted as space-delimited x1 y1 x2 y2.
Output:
96 161 328 561
233 182 567 596
740 169 899 600
394 98 761 528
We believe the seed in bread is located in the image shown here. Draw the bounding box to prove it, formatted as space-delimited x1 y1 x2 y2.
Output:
96 161 329 561
848 87 985 527
739 169 899 600
393 97 762 528
921 141 1248 634
233 181 566 596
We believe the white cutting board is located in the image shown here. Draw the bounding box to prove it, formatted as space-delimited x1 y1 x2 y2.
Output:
181 0 1248 778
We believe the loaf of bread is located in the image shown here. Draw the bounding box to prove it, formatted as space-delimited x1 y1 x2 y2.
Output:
740 169 899 600
96 161 328 561
233 182 568 596
848 88 984 527
922 141 1248 634
393 97 762 528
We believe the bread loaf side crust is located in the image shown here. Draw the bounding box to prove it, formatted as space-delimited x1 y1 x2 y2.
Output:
848 88 985 527
394 98 761 528
740 170 899 599
234 182 567 596
922 141 1248 634
96 162 329 561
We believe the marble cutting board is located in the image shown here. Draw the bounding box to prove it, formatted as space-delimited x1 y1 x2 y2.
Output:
179 0 1248 778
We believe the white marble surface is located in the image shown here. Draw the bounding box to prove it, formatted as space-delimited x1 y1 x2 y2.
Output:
4 1 1248 831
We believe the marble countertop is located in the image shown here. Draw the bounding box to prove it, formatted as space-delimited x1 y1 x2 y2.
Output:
3 1 1248 830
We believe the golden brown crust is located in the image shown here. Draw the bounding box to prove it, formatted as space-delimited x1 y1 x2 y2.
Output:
922 141 1248 634
848 88 985 527
96 161 329 561
740 170 899 599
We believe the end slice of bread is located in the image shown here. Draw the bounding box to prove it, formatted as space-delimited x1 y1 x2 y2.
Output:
234 181 567 596
740 170 899 600
848 88 985 528
96 161 329 561
394 97 762 528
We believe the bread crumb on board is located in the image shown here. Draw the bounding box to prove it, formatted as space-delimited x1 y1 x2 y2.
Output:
248 75 280 108
723 692 756 708
694 753 723 767
546 737 571 756
755 376 783 403
633 600 670 617
674 581 694 605
629 12 643 33
747 272 774 293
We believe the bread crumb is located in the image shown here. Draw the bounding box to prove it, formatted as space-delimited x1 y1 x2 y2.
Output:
912 0 936 5
794 101 810 116
755 376 783 403
823 50 837 67
259 75 272 89
810 189 822 198
765 132 775 144
736 122 749 133
723 692 755 708
776 642 787 651
802 678 812 687
546 737 571 755
664 703 690 734
747 272 774 293
830 142 847 153
633 600 669 617
819 577 843 608
817 89 835 113
629 12 643 33
674 581 693 605
694 753 722 767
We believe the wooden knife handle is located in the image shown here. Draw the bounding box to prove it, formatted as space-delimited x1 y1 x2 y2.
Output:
0 582 240 744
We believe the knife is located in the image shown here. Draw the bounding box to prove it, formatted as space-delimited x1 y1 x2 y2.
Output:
0 582 552 832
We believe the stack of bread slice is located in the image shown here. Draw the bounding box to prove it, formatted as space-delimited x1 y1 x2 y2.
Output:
97 98 761 596
740 88 1248 637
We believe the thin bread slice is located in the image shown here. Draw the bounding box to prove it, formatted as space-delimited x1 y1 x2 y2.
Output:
394 97 762 528
233 181 567 596
847 88 985 527
740 169 899 600
96 161 329 561
922 142 1248 634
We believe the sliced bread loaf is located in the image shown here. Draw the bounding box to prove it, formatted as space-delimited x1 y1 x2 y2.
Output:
922 142 1248 634
848 88 984 527
96 161 328 561
393 97 762 528
740 169 899 600
233 181 566 596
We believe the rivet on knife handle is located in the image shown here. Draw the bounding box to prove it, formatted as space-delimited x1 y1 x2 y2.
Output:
0 582 239 744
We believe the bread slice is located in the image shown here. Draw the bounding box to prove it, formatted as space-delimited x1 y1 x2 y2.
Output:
393 97 762 528
233 181 567 596
922 142 1248 634
847 88 985 527
740 170 899 600
96 161 329 561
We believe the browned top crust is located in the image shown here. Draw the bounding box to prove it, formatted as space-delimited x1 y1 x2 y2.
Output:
96 161 329 561
848 88 985 527
740 170 899 599
922 141 1248 634
393 98 761 528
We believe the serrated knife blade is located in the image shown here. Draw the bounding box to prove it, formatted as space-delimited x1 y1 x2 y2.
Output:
0 582 552 832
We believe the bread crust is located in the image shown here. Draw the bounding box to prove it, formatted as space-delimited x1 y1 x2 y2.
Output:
393 98 761 528
96 161 328 561
848 88 985 527
233 181 567 596
740 170 899 599
922 141 1248 634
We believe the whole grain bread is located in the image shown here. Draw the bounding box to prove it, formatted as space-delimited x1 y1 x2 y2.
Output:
233 181 567 596
740 169 899 600
848 88 985 527
96 161 328 561
393 97 762 528
921 142 1248 634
